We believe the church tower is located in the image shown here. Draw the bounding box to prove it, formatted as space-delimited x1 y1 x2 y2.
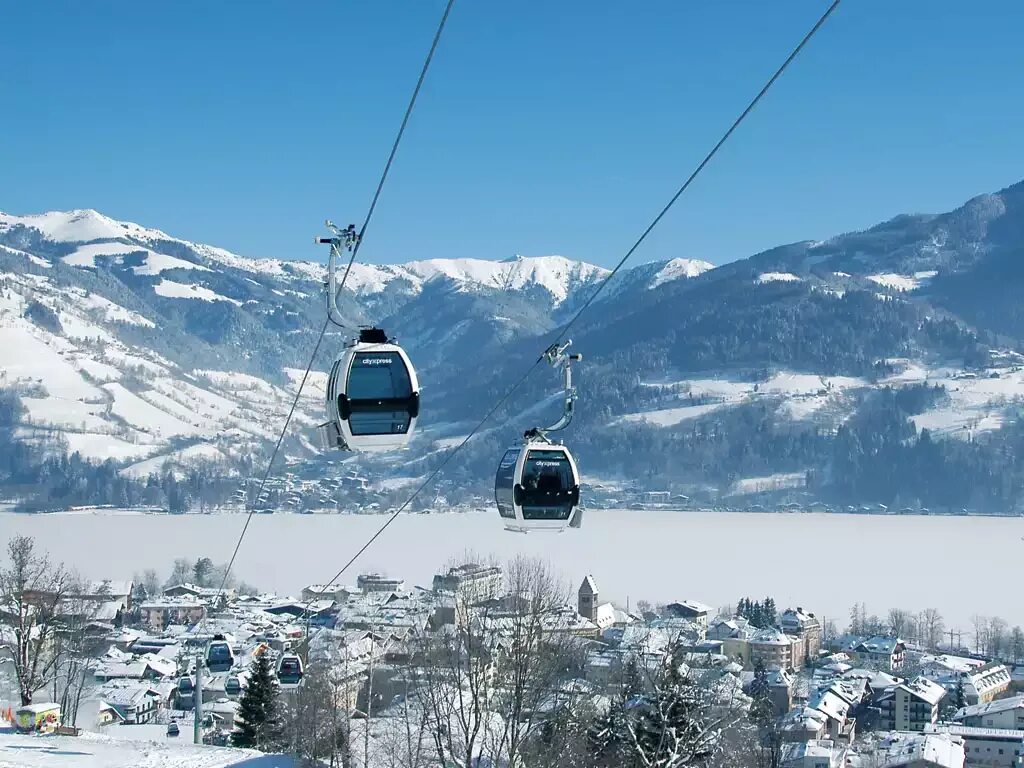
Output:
578 574 599 620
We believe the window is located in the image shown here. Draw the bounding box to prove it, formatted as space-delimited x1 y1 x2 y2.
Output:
345 352 415 436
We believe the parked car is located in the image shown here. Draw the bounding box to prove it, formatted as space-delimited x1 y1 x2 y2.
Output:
166 720 180 737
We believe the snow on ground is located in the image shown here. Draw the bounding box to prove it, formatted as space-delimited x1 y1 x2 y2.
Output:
103 383 204 438
153 280 242 307
62 432 158 461
77 293 154 327
58 311 118 343
0 325 105 401
0 244 50 268
761 372 865 395
374 475 424 491
20 397 109 432
282 368 327 399
756 272 801 283
63 242 210 275
650 258 714 288
615 402 729 427
0 729 293 768
121 443 229 479
0 209 169 243
432 435 470 450
730 472 806 495
867 271 936 292
620 372 869 428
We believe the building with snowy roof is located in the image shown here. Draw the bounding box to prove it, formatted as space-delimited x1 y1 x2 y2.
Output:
708 615 754 641
138 596 206 630
855 636 907 670
886 676 947 732
750 627 807 671
357 573 406 593
301 583 355 603
926 724 1024 768
781 607 823 659
962 664 1013 706
955 696 1024 730
434 563 504 604
665 599 713 632
780 739 847 768
873 731 966 768
781 706 830 742
808 685 856 742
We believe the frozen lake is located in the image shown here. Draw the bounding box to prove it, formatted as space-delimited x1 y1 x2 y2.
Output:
1 510 1021 632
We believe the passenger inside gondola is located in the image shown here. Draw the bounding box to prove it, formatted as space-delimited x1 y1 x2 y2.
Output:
345 352 416 436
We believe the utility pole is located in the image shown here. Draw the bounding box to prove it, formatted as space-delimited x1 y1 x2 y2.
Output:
194 651 204 745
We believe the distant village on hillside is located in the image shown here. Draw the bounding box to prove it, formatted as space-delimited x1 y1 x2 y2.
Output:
3 535 1024 767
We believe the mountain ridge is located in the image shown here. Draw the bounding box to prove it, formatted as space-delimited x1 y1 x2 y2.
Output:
4 179 1024 514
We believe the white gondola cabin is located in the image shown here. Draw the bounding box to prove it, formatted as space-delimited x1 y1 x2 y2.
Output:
206 637 235 673
319 328 420 452
277 653 304 685
495 441 582 533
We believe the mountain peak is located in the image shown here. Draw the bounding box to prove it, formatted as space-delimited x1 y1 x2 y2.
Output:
0 208 173 245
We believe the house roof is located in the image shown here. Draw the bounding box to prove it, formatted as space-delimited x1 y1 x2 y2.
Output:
668 599 713 615
579 575 599 596
928 724 1024 741
954 694 1024 720
751 627 792 646
900 676 947 706
877 732 965 768
84 580 134 597
858 636 903 655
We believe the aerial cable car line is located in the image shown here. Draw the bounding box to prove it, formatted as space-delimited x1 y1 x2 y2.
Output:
198 0 458 640
297 0 843 648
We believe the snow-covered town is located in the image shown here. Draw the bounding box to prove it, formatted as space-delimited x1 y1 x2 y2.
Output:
3 535 1024 768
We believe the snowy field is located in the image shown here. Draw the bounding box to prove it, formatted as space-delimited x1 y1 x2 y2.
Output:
1 510 1021 631
0 727 294 768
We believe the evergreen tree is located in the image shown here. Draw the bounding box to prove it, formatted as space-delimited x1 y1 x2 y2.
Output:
193 557 214 587
763 597 777 627
589 656 644 766
749 660 773 727
233 652 281 750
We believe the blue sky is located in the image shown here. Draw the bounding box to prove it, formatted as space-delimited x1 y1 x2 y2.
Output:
2 1 1023 268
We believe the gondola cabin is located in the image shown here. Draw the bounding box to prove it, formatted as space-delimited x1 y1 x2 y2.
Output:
224 674 242 697
177 675 195 701
320 329 420 452
206 638 235 673
495 442 582 533
277 653 304 685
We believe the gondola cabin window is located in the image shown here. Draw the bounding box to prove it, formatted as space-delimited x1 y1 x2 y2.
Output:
346 352 414 436
495 448 520 519
521 449 575 520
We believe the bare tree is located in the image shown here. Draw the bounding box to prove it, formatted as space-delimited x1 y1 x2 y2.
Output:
1011 627 1024 664
486 556 585 768
136 569 160 599
888 609 911 639
0 535 71 705
291 664 353 768
410 555 585 768
971 615 990 655
51 577 108 725
987 618 1009 659
918 609 944 650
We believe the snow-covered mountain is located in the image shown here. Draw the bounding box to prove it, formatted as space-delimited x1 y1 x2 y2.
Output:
0 208 710 495
6 180 1024 514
